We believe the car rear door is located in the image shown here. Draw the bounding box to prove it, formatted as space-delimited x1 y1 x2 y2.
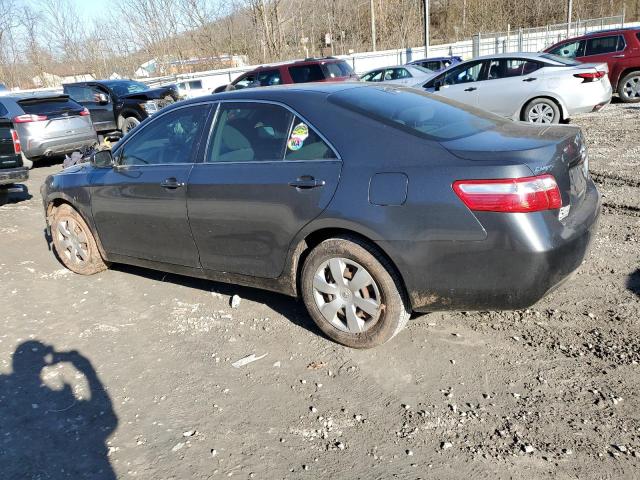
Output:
90 103 211 266
425 61 483 108
578 34 626 85
475 58 543 117
65 84 116 132
187 101 341 279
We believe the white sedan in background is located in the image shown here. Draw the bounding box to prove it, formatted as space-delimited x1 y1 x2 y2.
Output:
360 65 434 86
416 52 612 124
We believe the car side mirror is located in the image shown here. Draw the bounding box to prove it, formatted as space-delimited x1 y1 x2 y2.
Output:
91 150 114 168
97 93 109 104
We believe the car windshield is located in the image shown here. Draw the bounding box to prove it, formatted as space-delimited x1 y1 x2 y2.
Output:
329 86 503 142
107 81 150 96
540 53 579 66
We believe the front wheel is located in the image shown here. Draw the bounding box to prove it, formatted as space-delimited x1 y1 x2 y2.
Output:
301 236 410 348
617 71 640 103
121 116 140 135
523 98 560 124
51 204 108 275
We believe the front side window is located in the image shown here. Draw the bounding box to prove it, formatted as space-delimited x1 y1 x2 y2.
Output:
389 68 412 80
486 59 542 79
443 62 483 85
65 85 95 103
208 103 293 163
119 105 209 166
361 70 383 82
233 74 257 90
285 117 336 161
549 40 585 58
585 35 624 56
257 69 282 87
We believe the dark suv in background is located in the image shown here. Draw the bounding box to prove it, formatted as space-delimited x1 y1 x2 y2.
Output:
214 57 357 92
64 80 180 135
545 27 640 102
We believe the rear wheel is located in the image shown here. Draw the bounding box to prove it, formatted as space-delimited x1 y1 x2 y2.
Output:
51 204 108 275
617 71 640 103
523 98 560 124
301 236 410 348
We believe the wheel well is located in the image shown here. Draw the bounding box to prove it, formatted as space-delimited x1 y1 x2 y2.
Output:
293 227 409 301
520 96 564 122
616 68 640 89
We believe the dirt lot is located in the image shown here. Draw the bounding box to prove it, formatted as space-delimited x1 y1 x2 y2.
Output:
1 102 639 480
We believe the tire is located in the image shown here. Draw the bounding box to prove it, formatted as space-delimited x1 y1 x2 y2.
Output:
523 98 560 124
120 116 140 135
300 236 410 348
51 204 108 275
617 71 640 103
20 153 33 169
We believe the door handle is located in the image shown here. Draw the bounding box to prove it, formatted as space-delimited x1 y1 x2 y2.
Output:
464 87 477 92
160 177 184 189
289 176 326 189
613 54 625 58
522 77 537 82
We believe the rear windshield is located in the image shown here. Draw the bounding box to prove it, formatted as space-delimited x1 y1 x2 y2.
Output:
540 53 580 66
322 61 354 78
18 97 83 116
328 86 503 142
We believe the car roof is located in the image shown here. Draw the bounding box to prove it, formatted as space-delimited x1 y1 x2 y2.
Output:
0 92 70 101
410 56 461 62
249 57 346 72
549 26 640 44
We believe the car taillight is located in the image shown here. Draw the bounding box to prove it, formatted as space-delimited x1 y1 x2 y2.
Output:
452 174 562 213
13 114 48 123
79 108 90 116
10 129 21 154
574 71 606 82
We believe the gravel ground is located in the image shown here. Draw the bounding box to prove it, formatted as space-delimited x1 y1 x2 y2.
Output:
1 102 639 480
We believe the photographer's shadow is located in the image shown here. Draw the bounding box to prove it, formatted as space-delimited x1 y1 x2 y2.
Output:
0 341 117 479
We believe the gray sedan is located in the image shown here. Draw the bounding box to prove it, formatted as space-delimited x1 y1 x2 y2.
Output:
360 65 433 86
41 83 600 348
417 52 612 123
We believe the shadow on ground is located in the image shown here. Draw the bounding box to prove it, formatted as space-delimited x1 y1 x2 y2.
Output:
111 263 322 337
0 184 32 206
628 269 640 297
0 341 117 479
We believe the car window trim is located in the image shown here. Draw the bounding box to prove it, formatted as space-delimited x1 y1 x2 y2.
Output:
113 101 213 168
201 98 342 165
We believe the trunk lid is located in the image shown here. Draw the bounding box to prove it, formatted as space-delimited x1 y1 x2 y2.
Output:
440 122 589 218
17 96 94 140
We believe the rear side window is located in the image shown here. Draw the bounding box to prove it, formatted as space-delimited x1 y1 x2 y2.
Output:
18 97 83 116
188 80 203 89
321 61 353 78
486 59 541 79
329 87 503 142
208 102 293 162
65 85 109 103
285 117 336 161
585 35 624 56
420 60 443 71
289 64 325 83
119 105 209 166
256 69 282 87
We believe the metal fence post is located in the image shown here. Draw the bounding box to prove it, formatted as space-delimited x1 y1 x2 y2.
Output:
518 28 523 51
472 34 480 58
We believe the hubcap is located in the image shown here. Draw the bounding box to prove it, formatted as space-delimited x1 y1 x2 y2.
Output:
623 76 640 99
528 103 555 124
123 118 140 133
56 218 89 264
312 258 382 334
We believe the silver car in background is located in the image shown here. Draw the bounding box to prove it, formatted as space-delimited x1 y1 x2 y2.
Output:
360 65 434 86
417 53 612 124
0 93 98 166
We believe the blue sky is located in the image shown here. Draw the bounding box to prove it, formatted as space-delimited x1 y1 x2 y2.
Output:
70 0 115 20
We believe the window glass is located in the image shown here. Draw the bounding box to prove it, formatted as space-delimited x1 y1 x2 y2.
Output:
540 53 580 65
105 81 150 96
412 65 432 74
549 40 585 58
189 80 203 89
486 59 541 80
289 64 325 83
443 61 483 85
257 69 282 87
585 35 622 56
208 103 293 163
233 74 257 90
18 97 84 117
120 105 208 166
416 60 442 71
389 68 412 80
0 102 8 117
361 71 382 82
321 61 353 78
329 87 503 142
285 116 336 161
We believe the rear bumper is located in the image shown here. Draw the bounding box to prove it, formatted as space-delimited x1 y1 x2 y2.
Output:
381 179 601 312
0 166 28 185
23 131 97 159
565 81 613 117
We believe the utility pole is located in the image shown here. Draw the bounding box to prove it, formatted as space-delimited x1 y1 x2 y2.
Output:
566 0 573 37
370 0 376 51
423 0 430 56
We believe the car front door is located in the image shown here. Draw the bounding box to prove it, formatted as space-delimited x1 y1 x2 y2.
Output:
90 103 211 266
579 35 626 84
65 84 117 132
424 61 483 108
475 58 542 117
187 101 341 278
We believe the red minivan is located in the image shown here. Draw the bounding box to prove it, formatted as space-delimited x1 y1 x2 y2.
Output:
214 57 358 93
545 27 640 103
